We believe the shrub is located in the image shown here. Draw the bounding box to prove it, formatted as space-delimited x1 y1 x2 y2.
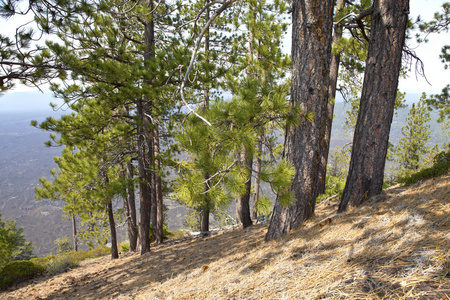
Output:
316 175 345 203
45 255 79 275
87 245 110 258
169 229 191 239
0 261 45 290
54 236 73 255
30 254 56 269
30 251 88 276
399 148 450 185
119 242 129 253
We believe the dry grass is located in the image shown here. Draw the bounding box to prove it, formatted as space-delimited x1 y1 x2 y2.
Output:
1 174 449 300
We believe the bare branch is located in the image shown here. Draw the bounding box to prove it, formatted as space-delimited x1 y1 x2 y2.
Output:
179 0 239 127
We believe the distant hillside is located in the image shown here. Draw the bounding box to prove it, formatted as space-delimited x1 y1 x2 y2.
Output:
1 174 448 299
330 99 449 149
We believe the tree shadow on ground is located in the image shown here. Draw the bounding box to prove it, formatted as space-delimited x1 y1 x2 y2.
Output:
3 175 448 299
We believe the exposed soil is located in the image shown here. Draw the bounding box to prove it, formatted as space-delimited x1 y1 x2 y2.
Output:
1 174 449 299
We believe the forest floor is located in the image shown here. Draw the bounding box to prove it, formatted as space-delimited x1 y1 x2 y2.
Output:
1 174 449 300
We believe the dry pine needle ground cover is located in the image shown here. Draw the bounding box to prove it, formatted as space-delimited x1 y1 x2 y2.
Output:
1 174 449 300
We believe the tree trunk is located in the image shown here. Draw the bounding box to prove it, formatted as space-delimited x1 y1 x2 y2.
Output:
338 0 409 212
236 145 253 228
200 6 211 234
137 98 152 254
125 161 137 252
252 134 263 220
265 0 334 241
106 198 119 259
137 0 156 254
317 0 345 195
72 215 77 252
152 127 164 244
200 198 210 233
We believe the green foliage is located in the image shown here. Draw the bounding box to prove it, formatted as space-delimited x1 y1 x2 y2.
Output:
29 255 56 268
399 148 450 185
119 242 129 253
255 194 272 217
149 223 172 242
317 145 351 203
0 261 45 290
316 175 346 203
44 255 80 275
173 0 295 225
28 245 109 278
426 85 450 123
30 245 110 276
399 149 450 185
54 236 73 255
394 96 434 177
169 229 191 239
418 3 450 123
183 209 201 232
260 159 295 206
87 245 111 258
0 214 34 269
327 145 351 178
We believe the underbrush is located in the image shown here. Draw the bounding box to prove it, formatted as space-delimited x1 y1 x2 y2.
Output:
0 245 111 290
0 261 45 290
399 148 450 185
316 175 345 203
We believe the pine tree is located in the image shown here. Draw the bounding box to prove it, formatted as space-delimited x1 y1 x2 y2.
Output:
174 0 292 232
395 96 433 176
0 214 34 268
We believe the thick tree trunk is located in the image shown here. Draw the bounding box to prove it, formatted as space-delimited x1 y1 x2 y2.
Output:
236 145 253 228
106 198 119 259
339 0 409 212
72 215 77 252
125 161 138 252
265 0 334 241
317 0 345 195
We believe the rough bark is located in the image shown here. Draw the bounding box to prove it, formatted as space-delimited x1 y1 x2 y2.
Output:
265 0 334 241
235 145 253 228
317 0 345 195
338 0 410 212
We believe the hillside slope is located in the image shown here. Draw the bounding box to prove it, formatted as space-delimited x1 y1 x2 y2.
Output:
1 174 449 300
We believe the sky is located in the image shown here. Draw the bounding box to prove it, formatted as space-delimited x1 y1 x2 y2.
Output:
0 0 449 110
